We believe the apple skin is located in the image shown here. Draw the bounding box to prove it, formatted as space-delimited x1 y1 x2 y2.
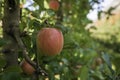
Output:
37 28 64 56
20 60 35 75
95 57 103 66
49 0 60 11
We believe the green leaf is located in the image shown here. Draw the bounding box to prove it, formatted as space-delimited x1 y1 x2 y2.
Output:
1 72 21 80
4 65 22 73
80 66 89 80
55 24 69 34
0 38 7 47
33 0 44 10
102 53 111 67
61 58 69 65
102 53 114 74
0 56 6 69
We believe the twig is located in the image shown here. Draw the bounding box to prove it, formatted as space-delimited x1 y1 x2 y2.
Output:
13 27 36 67
35 42 40 80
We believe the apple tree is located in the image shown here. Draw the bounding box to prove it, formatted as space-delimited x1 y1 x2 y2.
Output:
0 0 119 80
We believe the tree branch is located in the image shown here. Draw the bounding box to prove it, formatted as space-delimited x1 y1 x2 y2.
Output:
13 27 48 76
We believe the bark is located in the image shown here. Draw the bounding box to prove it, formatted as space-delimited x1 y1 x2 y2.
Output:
2 0 20 67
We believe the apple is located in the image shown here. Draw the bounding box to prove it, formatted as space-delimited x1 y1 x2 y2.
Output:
37 28 64 56
95 57 103 66
49 0 60 11
20 60 35 75
91 57 103 70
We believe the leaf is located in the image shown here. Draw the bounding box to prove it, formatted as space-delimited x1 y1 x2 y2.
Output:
33 0 44 10
54 23 69 34
0 56 6 69
102 52 114 74
4 65 22 73
1 72 21 80
61 58 69 65
0 38 7 47
80 66 89 80
33 20 40 27
102 53 111 67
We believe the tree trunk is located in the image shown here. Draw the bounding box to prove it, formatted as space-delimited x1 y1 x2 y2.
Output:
2 0 20 67
2 1 47 79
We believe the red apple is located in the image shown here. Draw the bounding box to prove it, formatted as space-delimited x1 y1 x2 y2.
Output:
49 0 60 11
20 60 35 75
37 28 64 56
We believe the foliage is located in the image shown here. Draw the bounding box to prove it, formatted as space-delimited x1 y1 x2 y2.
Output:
90 14 120 78
0 0 120 80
